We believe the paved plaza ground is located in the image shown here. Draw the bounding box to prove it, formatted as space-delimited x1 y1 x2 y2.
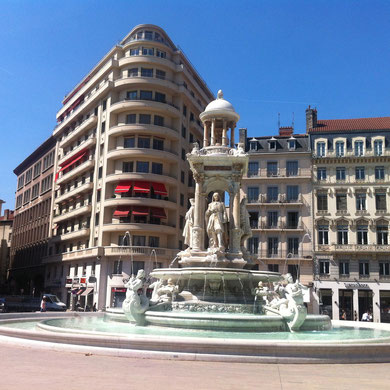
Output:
1 343 390 390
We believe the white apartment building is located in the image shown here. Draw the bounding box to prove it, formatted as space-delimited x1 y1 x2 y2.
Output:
309 108 390 323
43 24 213 310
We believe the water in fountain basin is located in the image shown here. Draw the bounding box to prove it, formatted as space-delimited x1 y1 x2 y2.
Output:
237 274 247 305
222 273 226 304
202 273 207 301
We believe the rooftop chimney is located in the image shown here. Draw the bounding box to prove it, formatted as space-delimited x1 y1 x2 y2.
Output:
239 128 247 145
279 126 293 137
306 106 317 131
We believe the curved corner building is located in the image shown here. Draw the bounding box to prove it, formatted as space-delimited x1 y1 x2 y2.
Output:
46 25 214 310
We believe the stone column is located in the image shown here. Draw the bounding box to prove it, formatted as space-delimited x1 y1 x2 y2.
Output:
210 119 216 146
222 120 228 146
230 180 241 253
203 121 209 147
192 175 204 251
230 124 236 148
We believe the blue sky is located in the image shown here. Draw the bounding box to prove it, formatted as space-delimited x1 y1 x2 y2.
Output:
1 0 390 208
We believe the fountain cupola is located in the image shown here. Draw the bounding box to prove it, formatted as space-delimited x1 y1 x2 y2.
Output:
200 90 240 148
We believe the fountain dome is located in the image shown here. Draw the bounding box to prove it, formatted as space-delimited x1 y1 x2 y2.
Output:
200 90 240 122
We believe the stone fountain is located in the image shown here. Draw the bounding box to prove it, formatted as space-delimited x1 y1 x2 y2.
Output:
122 90 331 333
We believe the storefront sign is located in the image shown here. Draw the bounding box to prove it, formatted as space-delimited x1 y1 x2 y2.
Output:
65 278 73 288
112 288 126 293
80 277 87 284
344 282 370 289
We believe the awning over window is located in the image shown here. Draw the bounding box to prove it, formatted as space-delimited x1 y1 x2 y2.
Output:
133 181 150 193
76 288 86 296
152 182 168 196
55 150 88 181
150 207 167 218
132 206 149 216
113 207 131 217
115 181 132 193
81 287 94 296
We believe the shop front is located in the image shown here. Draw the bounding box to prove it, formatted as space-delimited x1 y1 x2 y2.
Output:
111 287 126 308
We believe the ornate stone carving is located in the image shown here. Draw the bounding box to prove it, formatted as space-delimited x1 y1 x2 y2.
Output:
205 192 228 251
183 198 195 248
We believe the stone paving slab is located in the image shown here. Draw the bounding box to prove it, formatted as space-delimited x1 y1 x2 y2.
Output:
1 343 390 390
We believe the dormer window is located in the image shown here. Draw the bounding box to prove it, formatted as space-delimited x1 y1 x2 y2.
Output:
268 137 276 151
374 139 383 156
249 138 257 151
316 141 326 157
354 140 364 157
335 141 345 157
287 138 296 150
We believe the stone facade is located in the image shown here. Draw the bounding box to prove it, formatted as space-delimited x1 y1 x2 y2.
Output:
0 204 13 291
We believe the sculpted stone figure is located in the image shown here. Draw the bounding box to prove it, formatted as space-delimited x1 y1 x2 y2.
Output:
240 196 252 253
183 198 195 248
122 269 149 326
205 192 228 251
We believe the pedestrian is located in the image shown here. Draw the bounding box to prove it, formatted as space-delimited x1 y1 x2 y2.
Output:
361 310 369 321
40 296 47 312
341 310 347 320
93 303 97 312
354 310 358 321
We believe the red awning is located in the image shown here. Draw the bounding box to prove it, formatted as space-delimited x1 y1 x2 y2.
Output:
113 207 131 217
150 207 167 218
55 150 88 181
133 181 150 193
132 206 149 216
152 182 168 196
115 181 132 193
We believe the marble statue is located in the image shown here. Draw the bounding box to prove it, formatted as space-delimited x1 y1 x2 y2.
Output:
239 196 252 253
183 198 195 248
205 192 228 251
252 281 269 314
122 269 149 326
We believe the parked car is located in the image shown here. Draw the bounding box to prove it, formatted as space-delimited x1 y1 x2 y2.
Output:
42 294 66 311
0 298 6 313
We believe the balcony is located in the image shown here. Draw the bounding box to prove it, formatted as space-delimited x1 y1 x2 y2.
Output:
110 99 180 118
106 146 178 163
333 244 390 252
102 222 176 235
59 115 97 148
105 172 178 186
53 204 92 223
55 182 94 204
108 123 179 140
104 196 177 210
246 168 311 179
56 157 95 185
247 193 305 206
104 246 177 259
58 136 96 167
52 228 90 241
249 250 313 260
114 75 178 95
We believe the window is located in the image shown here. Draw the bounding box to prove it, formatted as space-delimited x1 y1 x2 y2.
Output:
33 161 41 178
138 137 150 148
130 48 139 56
126 91 137 100
374 139 383 156
357 225 368 245
267 211 278 228
377 225 388 245
247 187 259 202
248 162 259 176
268 237 278 257
136 161 149 173
181 148 185 161
316 142 326 157
98 166 102 179
25 168 32 184
181 126 186 138
152 162 162 175
154 115 164 126
144 30 153 40
336 167 346 181
359 261 369 276
287 212 299 229
16 194 23 209
267 186 278 202
141 68 153 77
180 193 184 206
156 69 166 80
149 236 159 247
102 100 107 111
267 162 278 177
247 237 259 254
41 174 53 194
43 151 54 171
249 212 258 228
319 261 330 275
287 139 296 150
356 193 366 210
268 264 279 272
182 105 187 116
181 171 185 183
335 141 345 157
124 137 135 148
101 121 106 133
142 47 154 56
354 140 364 156
113 260 122 275
379 262 390 276
317 168 327 181
31 183 40 200
122 162 133 173
139 114 151 124
339 261 350 276
353 167 365 181
126 114 136 124
133 235 146 246
140 90 153 100
153 138 164 150
337 225 348 245
288 237 299 255
179 215 184 230
268 139 276 151
249 140 257 151
375 166 385 180
317 194 328 211
286 161 298 177
376 193 387 210
128 68 138 77
155 92 166 103
23 189 31 204
336 193 347 210
287 185 299 202
318 225 329 245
